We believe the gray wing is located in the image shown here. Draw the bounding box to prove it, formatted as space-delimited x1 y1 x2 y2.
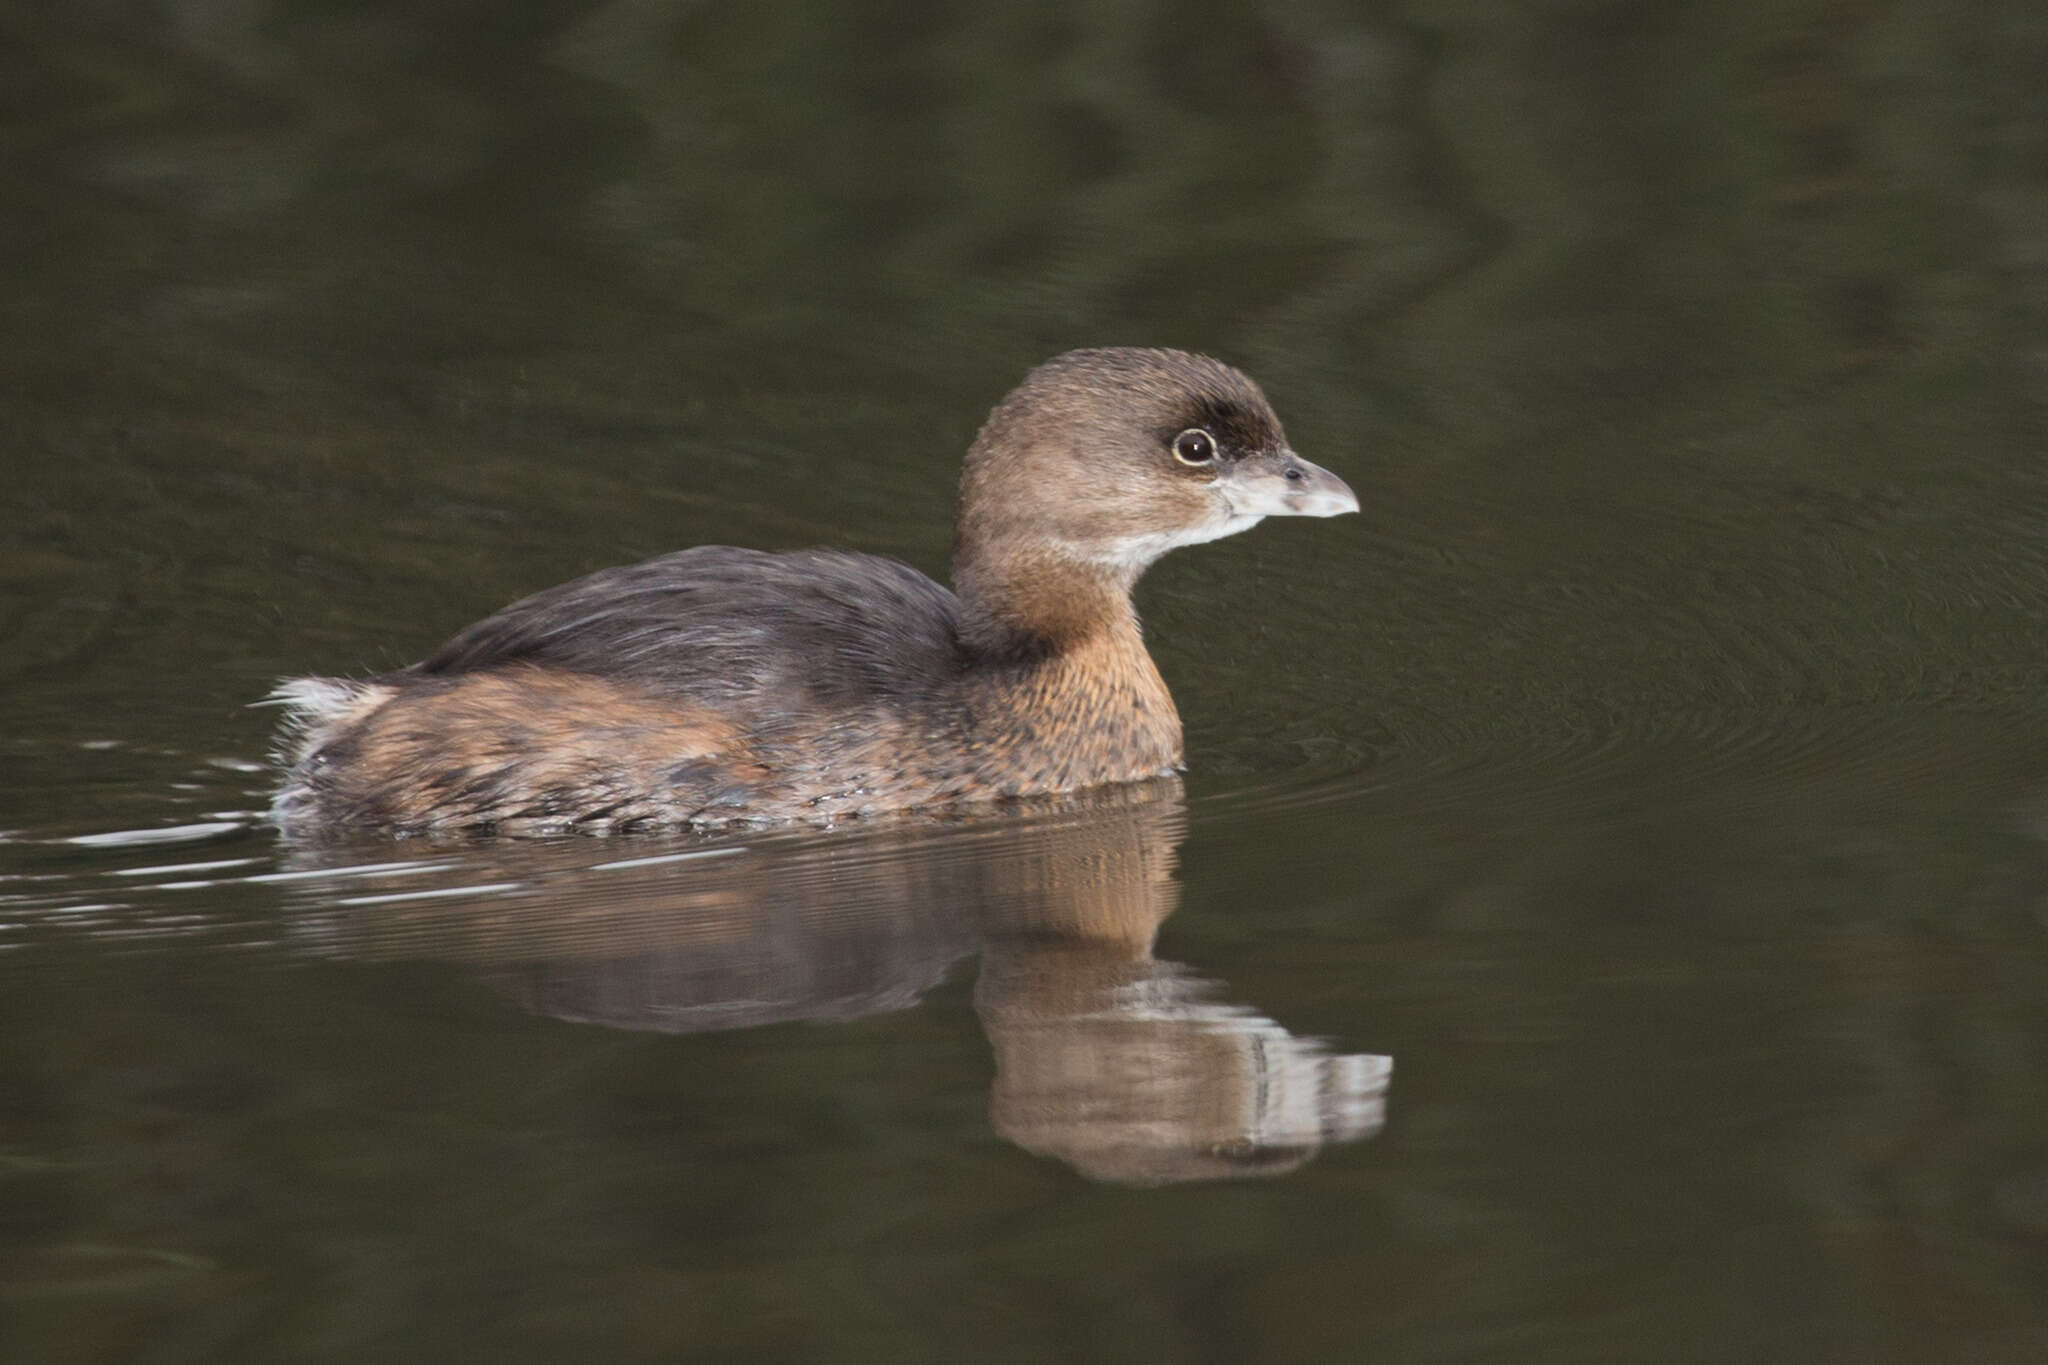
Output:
401 547 965 711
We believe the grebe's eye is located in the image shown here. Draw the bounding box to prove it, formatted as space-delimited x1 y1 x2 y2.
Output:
1172 428 1217 467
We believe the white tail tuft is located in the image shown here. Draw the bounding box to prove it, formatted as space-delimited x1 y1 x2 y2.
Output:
259 677 393 767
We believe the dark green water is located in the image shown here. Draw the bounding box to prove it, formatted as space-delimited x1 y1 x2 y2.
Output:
5 2 2048 1360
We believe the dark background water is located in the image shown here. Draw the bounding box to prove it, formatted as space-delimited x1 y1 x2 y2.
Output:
5 1 2048 1361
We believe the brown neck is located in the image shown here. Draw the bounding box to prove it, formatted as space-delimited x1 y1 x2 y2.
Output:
948 543 1183 793
952 540 1140 660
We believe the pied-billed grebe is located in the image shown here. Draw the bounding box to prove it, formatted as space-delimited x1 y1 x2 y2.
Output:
269 348 1356 836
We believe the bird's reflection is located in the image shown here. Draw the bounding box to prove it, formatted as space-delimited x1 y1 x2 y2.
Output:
976 943 1388 1184
286 787 1390 1184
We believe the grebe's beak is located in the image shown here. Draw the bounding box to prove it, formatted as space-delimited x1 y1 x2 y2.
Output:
1221 449 1359 519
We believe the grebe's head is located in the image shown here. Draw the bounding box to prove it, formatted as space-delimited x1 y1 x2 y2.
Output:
955 348 1356 586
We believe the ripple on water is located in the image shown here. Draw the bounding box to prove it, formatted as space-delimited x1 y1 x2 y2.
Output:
60 821 253 850
0 788 1392 1183
1190 697 2048 848
1180 468 2048 834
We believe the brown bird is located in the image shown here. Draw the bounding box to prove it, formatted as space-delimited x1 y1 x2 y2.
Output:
267 348 1357 836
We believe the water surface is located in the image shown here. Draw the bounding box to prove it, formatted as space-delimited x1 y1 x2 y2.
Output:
4 2 2048 1361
